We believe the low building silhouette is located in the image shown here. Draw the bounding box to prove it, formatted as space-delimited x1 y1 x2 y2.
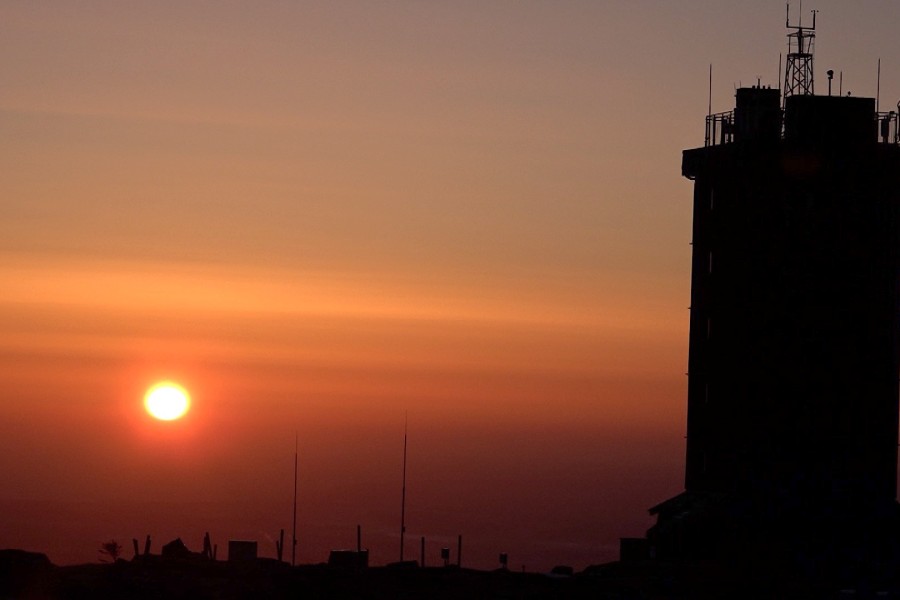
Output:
227 540 258 562
327 549 369 569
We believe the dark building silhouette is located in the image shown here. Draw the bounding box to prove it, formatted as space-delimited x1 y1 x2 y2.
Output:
646 27 900 562
228 540 258 562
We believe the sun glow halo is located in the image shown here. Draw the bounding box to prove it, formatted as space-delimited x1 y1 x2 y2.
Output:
144 382 191 421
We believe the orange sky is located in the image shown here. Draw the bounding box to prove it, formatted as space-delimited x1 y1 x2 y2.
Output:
2 1 900 570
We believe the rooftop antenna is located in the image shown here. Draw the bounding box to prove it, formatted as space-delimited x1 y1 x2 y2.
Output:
399 412 408 562
783 2 817 104
291 433 298 567
708 64 712 120
877 58 882 113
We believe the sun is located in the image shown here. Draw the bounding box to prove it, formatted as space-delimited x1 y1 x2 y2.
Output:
144 381 191 421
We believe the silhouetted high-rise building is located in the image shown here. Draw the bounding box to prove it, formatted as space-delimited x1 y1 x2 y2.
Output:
646 46 900 560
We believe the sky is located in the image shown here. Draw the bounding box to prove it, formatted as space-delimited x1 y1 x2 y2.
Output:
2 1 900 570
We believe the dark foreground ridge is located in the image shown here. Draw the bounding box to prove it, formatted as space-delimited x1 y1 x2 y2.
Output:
8 548 900 599
0 549 615 600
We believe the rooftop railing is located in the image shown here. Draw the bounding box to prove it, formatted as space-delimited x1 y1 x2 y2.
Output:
705 108 900 147
704 111 734 147
876 111 899 144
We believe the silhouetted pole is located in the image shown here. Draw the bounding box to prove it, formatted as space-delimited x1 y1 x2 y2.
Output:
877 58 882 113
357 525 361 553
292 434 298 567
143 535 151 556
132 539 139 559
420 536 425 567
276 529 284 562
457 534 462 567
400 413 408 561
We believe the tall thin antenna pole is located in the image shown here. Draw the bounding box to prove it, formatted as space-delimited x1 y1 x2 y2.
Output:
400 412 408 562
705 64 713 146
877 58 882 113
292 433 298 567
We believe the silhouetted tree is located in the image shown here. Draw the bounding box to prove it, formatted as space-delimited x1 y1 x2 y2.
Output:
99 540 122 563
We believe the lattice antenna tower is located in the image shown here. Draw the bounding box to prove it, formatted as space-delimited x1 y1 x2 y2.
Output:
783 3 817 102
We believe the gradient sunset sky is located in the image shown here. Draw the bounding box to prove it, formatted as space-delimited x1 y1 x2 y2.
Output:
3 1 900 570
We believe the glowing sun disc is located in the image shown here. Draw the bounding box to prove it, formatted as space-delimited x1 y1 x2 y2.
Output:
144 382 190 421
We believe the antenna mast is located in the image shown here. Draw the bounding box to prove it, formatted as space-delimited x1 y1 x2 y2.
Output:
292 433 298 567
877 58 881 112
783 3 817 103
400 413 408 562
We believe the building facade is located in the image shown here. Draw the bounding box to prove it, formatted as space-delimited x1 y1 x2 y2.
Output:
649 87 900 559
